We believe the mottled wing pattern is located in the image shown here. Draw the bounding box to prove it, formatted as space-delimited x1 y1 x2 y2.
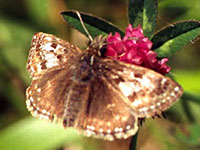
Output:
26 32 81 121
75 78 138 140
27 32 81 79
26 67 72 121
103 59 183 118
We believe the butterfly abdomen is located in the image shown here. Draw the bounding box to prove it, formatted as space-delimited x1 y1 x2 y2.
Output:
63 82 89 127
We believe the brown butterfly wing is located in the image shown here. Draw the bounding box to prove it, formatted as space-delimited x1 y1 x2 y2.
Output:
26 66 72 121
102 59 183 118
75 77 138 140
27 32 81 79
26 33 81 121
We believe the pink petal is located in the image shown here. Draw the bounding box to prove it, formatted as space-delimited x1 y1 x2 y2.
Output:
105 24 170 75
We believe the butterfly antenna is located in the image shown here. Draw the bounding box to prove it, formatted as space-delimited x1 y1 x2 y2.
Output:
158 15 174 27
75 11 93 41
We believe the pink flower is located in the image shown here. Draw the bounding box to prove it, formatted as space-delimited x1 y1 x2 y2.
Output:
105 24 170 74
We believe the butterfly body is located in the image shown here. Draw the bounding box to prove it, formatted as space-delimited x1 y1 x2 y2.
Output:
61 50 103 127
26 32 183 140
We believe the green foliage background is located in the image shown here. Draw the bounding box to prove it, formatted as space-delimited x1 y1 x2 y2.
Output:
0 0 200 150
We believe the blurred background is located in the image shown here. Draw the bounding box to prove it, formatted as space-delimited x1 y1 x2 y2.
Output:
0 0 200 150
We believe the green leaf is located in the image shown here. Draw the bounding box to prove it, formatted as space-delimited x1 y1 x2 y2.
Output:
61 10 124 39
24 0 50 27
175 70 200 93
182 92 200 105
176 124 200 146
151 21 200 57
0 117 82 150
128 0 158 38
0 15 34 84
181 97 195 123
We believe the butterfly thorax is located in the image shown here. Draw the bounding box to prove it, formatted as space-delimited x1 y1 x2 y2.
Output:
76 53 102 82
73 36 107 82
86 35 107 57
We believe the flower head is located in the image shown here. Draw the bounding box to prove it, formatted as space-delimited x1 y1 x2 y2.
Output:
105 24 170 74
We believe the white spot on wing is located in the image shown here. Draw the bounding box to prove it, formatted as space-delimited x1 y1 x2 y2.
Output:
126 125 131 130
46 61 58 68
132 99 142 107
44 37 52 41
119 82 135 97
156 102 161 106
150 105 155 109
26 100 31 106
33 35 37 40
30 96 34 102
118 128 123 132
99 128 103 132
138 76 151 87
42 43 53 51
44 53 56 59
139 107 148 112
37 88 41 93
90 126 95 131
42 109 47 114
114 127 119 132
175 86 179 91
171 92 175 97
107 129 111 133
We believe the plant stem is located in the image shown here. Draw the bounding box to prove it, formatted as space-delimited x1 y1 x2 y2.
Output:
129 133 138 150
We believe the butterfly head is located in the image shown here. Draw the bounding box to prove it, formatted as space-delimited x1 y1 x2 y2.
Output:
87 35 107 57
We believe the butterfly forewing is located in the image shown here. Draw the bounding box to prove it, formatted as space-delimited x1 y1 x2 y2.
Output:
103 59 183 118
27 32 81 78
26 32 81 121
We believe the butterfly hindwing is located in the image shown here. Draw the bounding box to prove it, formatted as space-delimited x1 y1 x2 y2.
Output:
26 66 70 121
74 77 138 140
103 59 183 118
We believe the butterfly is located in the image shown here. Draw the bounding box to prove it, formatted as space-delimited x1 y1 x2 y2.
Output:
26 32 183 141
